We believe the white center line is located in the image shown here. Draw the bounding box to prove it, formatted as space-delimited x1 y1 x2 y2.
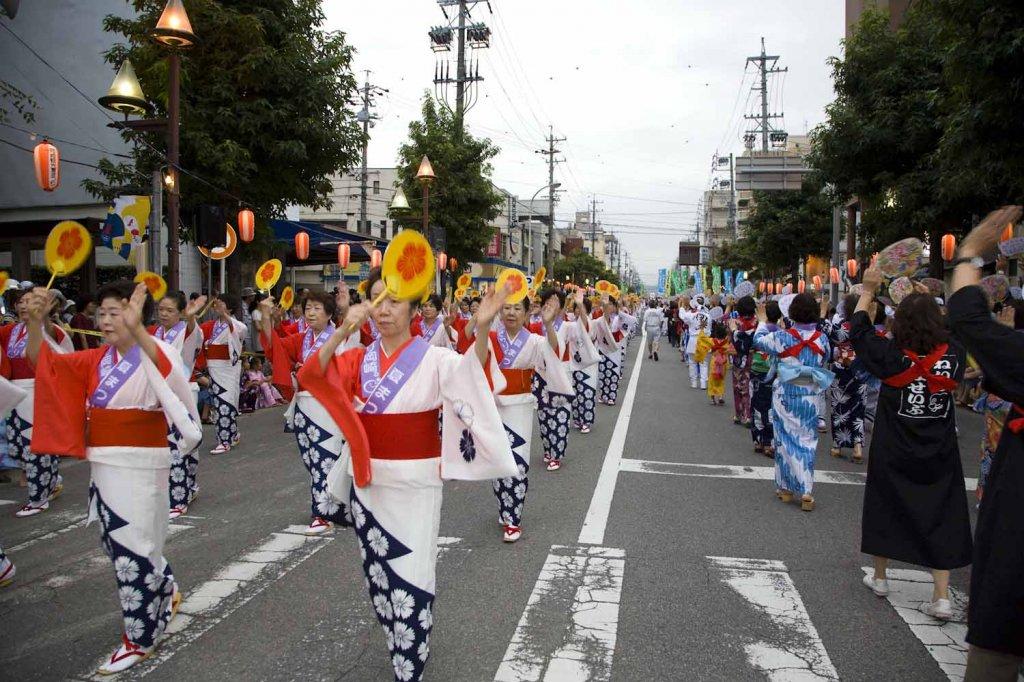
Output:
578 335 645 546
708 556 839 681
621 459 980 491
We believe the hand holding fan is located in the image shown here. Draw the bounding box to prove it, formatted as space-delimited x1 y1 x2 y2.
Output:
887 277 914 305
133 271 168 301
495 268 529 305
44 221 93 289
255 259 283 294
876 238 924 279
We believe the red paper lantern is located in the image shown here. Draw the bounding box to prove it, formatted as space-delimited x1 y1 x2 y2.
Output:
772 282 779 295
758 281 765 293
941 234 956 262
798 279 806 293
449 257 458 272
437 251 447 271
34 140 60 192
812 275 823 290
294 231 310 261
337 243 350 268
829 267 840 284
370 249 382 269
1001 223 1015 242
237 209 255 242
846 258 859 278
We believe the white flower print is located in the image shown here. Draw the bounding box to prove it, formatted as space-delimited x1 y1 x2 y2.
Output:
146 597 164 622
119 586 143 612
27 482 38 498
391 589 414 620
172 487 186 501
501 492 513 507
293 412 307 429
513 503 523 519
359 543 367 561
171 468 186 483
392 653 415 681
144 571 165 593
123 616 145 641
311 468 321 484
368 562 389 590
24 463 37 479
517 464 528 477
513 483 526 499
385 624 396 652
373 593 394 620
393 621 415 650
367 527 389 557
219 403 231 415
418 605 432 631
305 424 321 442
219 415 231 428
557 425 567 437
115 557 140 584
417 638 430 662
39 470 52 487
556 409 569 424
309 449 321 465
351 501 366 529
315 491 340 516
297 433 310 449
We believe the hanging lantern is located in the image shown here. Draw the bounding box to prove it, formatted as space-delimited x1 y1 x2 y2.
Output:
829 267 840 284
798 279 806 293
237 208 255 242
812 275 823 290
449 257 458 272
294 231 310 261
1001 223 1015 242
941 234 956 262
337 243 350 268
758 281 765 294
34 140 60 192
846 258 859 278
437 251 447 272
370 248 382 269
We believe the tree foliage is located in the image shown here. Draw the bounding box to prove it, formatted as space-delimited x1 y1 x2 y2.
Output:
396 97 504 267
88 0 363 284
0 80 36 124
552 251 620 287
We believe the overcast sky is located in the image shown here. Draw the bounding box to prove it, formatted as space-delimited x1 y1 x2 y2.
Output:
324 0 845 285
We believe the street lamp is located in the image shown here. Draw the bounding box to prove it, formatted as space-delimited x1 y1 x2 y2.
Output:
416 155 435 233
390 185 411 212
525 181 560 271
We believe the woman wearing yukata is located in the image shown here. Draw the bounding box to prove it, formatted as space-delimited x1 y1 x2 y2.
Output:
727 295 757 426
26 281 201 674
570 297 600 435
485 289 573 540
149 291 207 519
419 293 456 349
851 266 971 622
819 293 867 464
536 287 595 471
297 263 518 682
0 346 28 587
260 290 355 536
592 297 634 405
753 293 834 511
0 287 73 517
200 295 247 455
748 300 781 457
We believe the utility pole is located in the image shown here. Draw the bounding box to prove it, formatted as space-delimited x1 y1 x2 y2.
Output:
357 72 387 236
744 37 788 152
430 0 490 135
536 126 565 270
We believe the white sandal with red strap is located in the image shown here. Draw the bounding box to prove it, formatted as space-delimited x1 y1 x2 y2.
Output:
14 502 48 518
503 525 522 543
0 557 15 587
97 635 153 675
304 517 333 536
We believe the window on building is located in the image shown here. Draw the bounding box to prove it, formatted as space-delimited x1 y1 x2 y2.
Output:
373 180 380 195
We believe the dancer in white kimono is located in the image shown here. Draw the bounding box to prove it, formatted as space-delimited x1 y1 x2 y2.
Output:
298 272 516 682
486 293 573 541
0 345 28 588
570 297 601 434
200 295 247 454
537 287 595 470
592 297 634 405
150 291 206 519
26 281 201 674
260 290 354 536
0 288 73 517
681 296 711 389
419 293 456 349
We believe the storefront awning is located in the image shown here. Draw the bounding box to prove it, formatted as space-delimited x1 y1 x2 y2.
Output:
269 219 389 266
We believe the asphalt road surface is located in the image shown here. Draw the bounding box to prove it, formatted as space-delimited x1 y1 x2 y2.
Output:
0 334 983 681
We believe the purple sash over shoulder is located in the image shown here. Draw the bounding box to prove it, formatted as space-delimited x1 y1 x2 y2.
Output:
155 320 186 345
90 345 143 408
359 336 430 415
211 319 228 343
497 327 530 369
422 317 443 342
6 323 26 358
302 324 335 361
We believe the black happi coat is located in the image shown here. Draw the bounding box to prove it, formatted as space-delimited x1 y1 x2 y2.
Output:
948 286 1024 656
849 311 972 570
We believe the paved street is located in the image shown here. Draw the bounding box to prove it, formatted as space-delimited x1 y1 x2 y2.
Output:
0 334 982 681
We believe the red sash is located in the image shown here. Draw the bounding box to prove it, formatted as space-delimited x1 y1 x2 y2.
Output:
87 408 168 448
500 368 535 395
205 344 230 360
1007 405 1024 434
881 344 958 392
359 410 441 459
778 329 824 359
711 338 730 354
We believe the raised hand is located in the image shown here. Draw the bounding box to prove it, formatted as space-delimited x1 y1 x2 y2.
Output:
755 301 768 324
341 302 370 335
25 287 52 324
122 282 149 333
959 205 1022 258
477 282 512 327
335 286 350 312
862 266 884 294
185 295 208 319
541 296 560 324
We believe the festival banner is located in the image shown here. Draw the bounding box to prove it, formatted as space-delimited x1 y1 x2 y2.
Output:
693 268 703 294
100 195 150 264
656 268 667 295
724 269 734 293
712 265 722 293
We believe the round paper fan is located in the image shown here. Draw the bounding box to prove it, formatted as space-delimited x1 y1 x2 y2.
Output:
876 238 925 279
381 230 434 301
495 268 529 305
255 259 283 293
45 221 93 277
133 271 168 301
279 286 295 311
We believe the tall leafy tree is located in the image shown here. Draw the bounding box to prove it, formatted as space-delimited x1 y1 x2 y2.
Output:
396 97 504 267
552 251 620 287
87 0 363 289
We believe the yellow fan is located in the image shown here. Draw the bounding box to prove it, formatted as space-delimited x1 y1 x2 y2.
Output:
469 289 479 297
495 268 529 305
133 271 168 301
454 287 468 300
357 280 369 297
255 259 283 293
457 273 472 289
0 271 9 294
279 285 295 311
595 279 612 294
380 229 435 301
44 221 93 288
533 266 547 285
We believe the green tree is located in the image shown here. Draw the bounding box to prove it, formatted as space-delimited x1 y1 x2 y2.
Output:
395 97 504 267
87 0 363 289
0 81 36 124
552 251 620 287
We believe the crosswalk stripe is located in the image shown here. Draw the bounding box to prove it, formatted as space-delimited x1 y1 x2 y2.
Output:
494 545 625 682
860 567 969 680
708 555 839 681
623 459 980 492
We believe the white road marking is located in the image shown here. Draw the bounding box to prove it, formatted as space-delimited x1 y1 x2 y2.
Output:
578 335 645 545
7 513 89 552
0 498 18 506
708 555 839 681
860 567 969 680
494 545 625 682
622 459 979 492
